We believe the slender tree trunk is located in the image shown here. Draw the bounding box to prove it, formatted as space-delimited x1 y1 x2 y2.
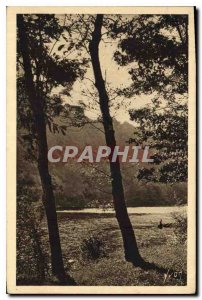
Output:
89 14 143 265
17 15 75 283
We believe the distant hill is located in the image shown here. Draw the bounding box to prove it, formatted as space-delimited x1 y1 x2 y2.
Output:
17 105 187 209
47 116 136 149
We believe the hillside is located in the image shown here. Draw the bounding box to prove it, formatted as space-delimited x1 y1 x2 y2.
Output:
17 107 187 209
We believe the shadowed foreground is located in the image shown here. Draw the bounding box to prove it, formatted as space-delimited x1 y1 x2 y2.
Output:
17 209 187 286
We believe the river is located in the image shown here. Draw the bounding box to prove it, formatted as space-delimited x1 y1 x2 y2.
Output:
57 206 187 215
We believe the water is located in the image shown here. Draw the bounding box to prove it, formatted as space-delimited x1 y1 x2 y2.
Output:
57 206 187 215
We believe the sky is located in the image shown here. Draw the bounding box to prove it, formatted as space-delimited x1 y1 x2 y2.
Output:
67 40 153 124
51 15 153 125
50 14 185 125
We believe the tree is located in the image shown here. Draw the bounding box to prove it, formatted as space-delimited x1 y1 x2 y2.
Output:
17 14 84 283
129 101 188 184
51 13 144 265
114 15 188 96
113 15 188 185
88 15 143 265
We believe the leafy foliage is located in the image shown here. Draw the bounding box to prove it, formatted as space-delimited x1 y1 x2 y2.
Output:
114 15 188 97
129 100 188 183
172 212 187 244
80 234 106 261
17 171 49 284
17 14 87 150
111 14 188 184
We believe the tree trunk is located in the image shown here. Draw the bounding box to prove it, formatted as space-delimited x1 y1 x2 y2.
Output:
89 14 143 265
17 15 75 283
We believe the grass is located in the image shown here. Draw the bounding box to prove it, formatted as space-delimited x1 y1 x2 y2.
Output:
37 210 187 286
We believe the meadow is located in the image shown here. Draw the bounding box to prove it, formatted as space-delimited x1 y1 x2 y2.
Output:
37 207 187 286
17 207 187 286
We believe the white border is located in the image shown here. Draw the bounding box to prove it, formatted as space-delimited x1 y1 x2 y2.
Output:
1 2 199 298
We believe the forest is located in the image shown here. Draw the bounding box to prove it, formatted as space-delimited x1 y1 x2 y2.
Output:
17 13 188 286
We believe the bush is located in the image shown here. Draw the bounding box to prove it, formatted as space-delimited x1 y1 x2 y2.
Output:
17 195 50 285
16 173 49 285
172 212 187 244
80 234 106 261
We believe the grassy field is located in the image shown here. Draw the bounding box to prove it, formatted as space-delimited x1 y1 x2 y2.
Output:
38 209 187 286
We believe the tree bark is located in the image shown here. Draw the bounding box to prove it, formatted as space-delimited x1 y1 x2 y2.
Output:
89 14 143 265
17 15 75 283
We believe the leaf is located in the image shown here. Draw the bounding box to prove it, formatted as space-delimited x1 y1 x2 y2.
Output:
58 44 65 51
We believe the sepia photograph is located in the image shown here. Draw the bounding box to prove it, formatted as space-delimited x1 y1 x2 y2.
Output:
6 6 196 294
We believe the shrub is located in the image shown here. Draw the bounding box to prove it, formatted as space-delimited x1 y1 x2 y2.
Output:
80 234 106 261
172 212 187 244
